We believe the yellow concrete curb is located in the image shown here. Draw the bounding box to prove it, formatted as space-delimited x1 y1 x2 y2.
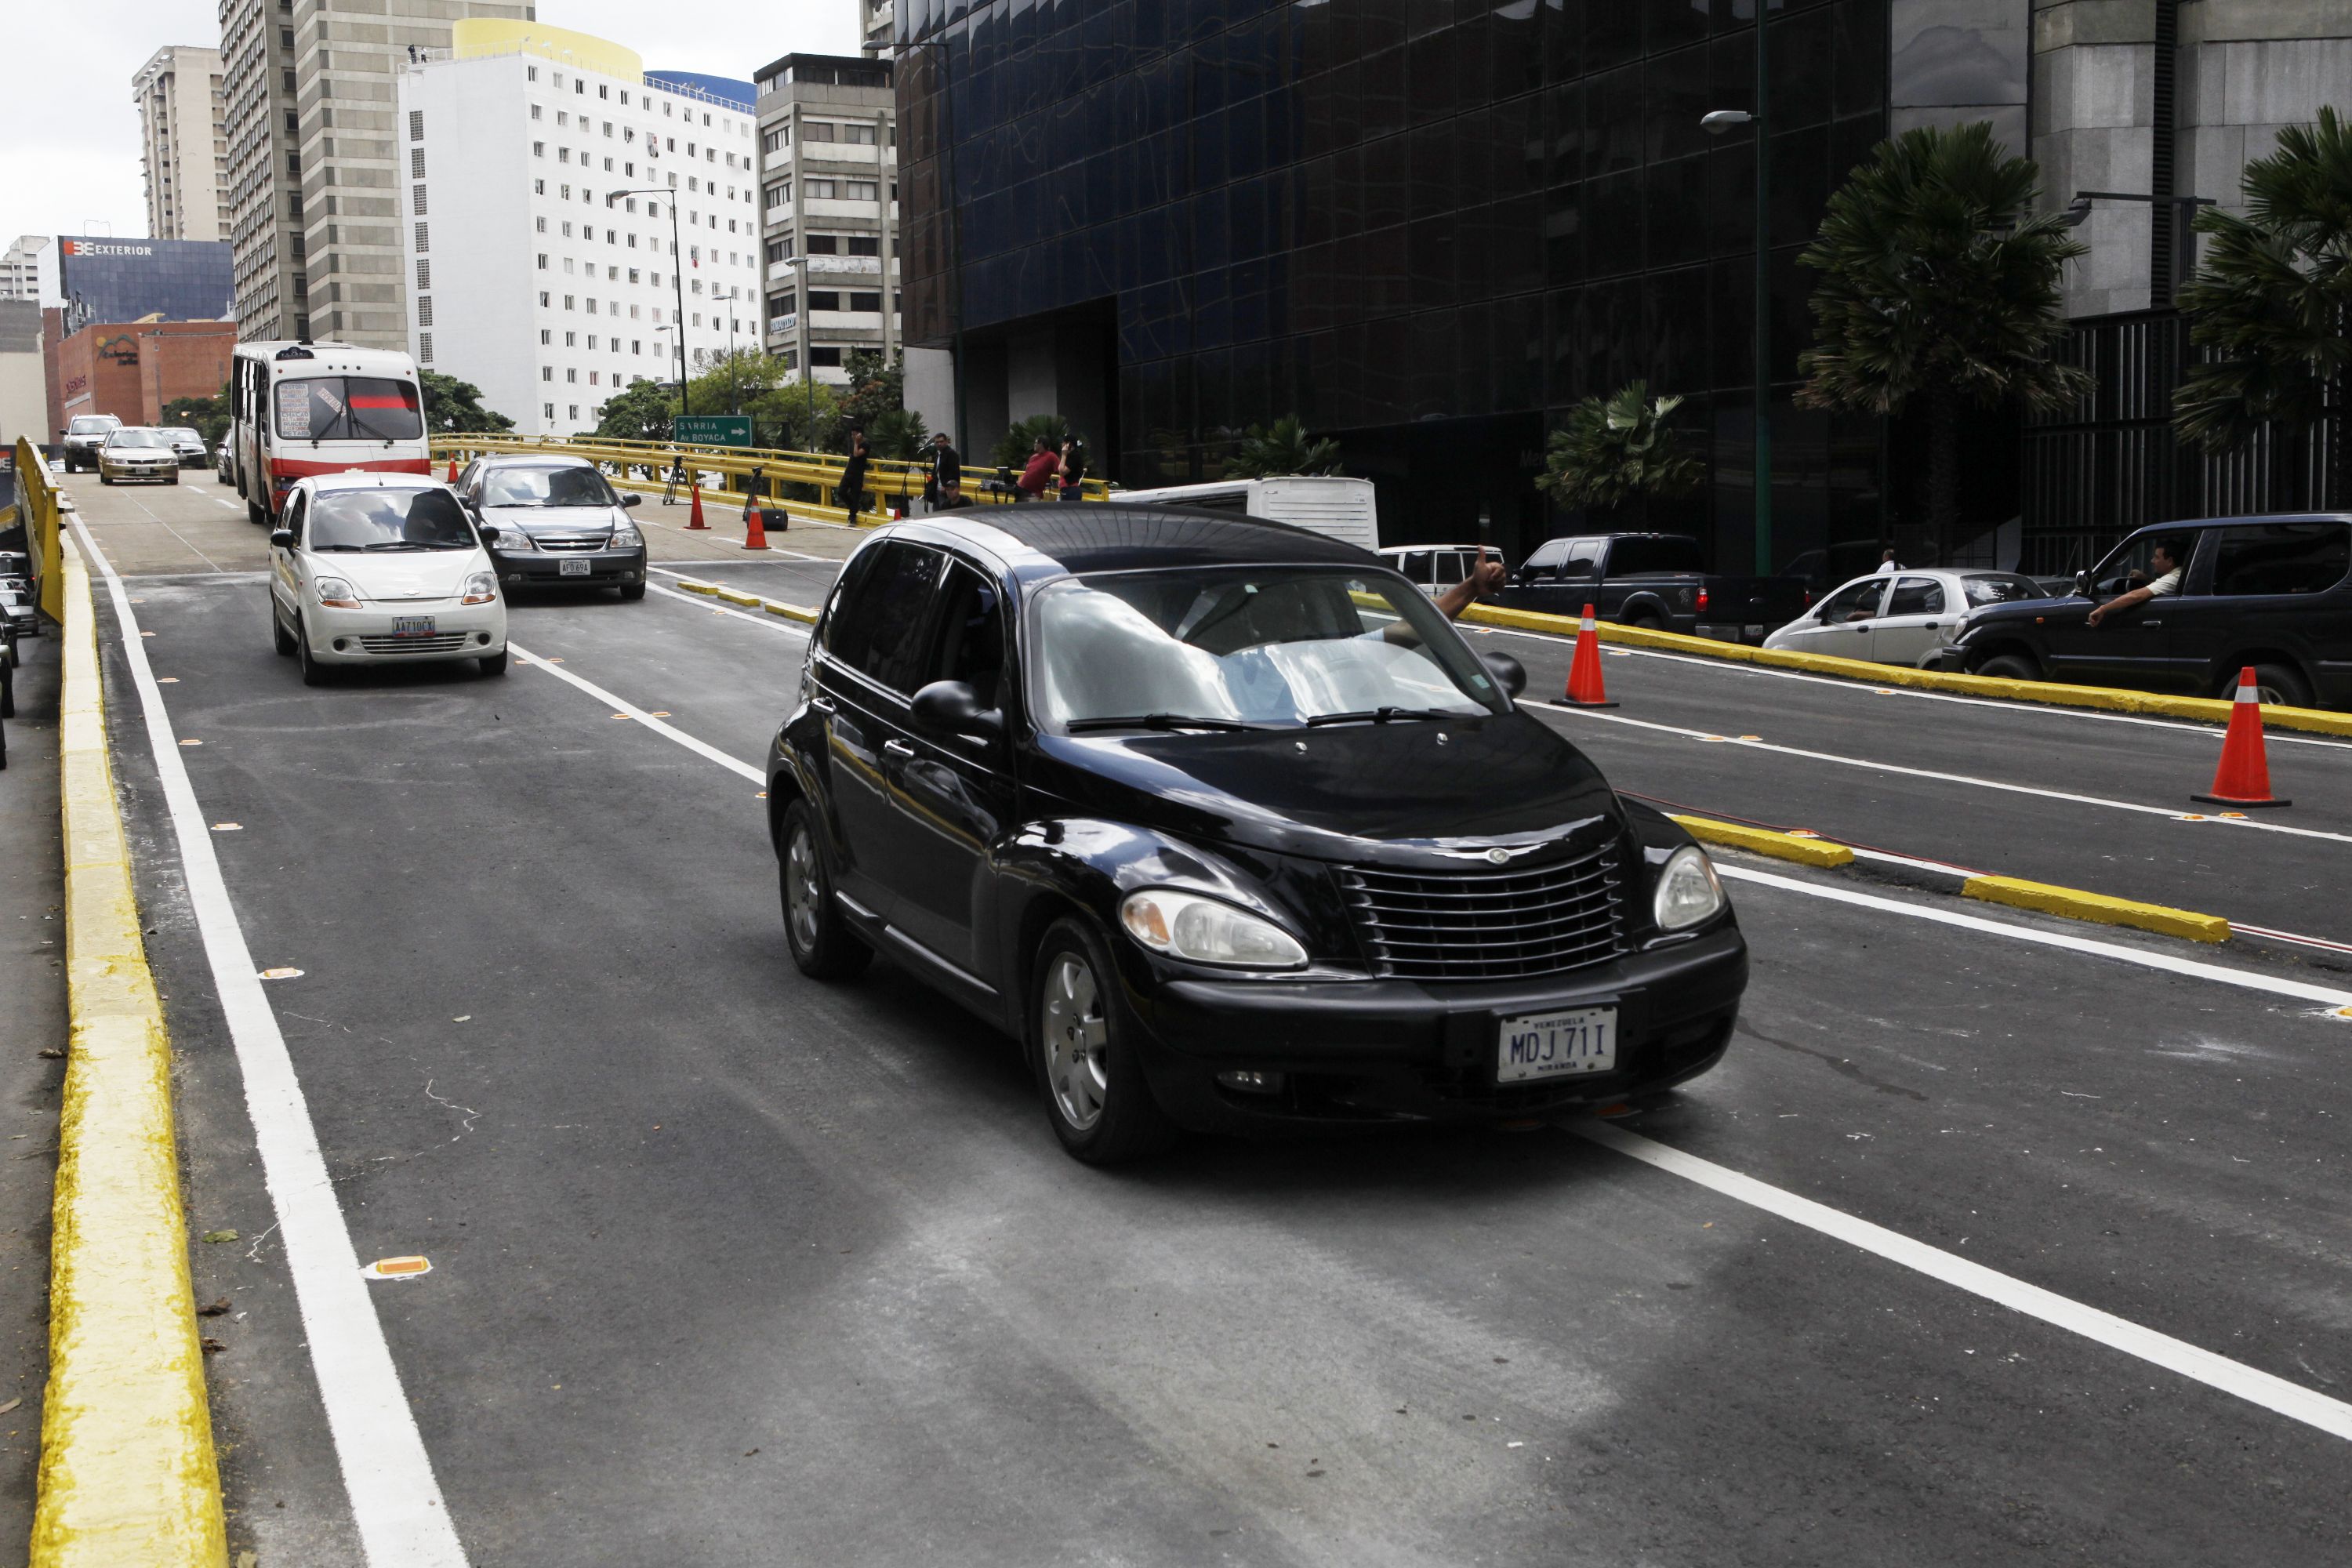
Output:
33 542 227 1565
666 575 818 623
764 600 818 624
713 587 764 608
1960 875 2231 944
1461 603 2352 738
673 579 720 596
1668 814 1857 869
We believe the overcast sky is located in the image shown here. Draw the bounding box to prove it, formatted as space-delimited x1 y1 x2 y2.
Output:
0 1 860 249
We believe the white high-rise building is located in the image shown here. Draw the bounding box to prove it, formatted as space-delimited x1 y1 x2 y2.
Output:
397 22 761 437
132 45 229 243
1 238 48 303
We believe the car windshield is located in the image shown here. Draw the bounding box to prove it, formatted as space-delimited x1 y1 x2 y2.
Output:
68 417 118 434
106 429 171 448
307 488 477 551
165 428 202 442
1031 566 1506 731
274 376 424 441
1960 573 2049 606
481 464 619 508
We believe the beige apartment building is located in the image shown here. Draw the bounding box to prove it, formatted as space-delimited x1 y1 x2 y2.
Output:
218 0 310 340
133 47 230 243
754 53 898 387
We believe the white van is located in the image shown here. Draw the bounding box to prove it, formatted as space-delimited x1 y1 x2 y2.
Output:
1106 475 1378 550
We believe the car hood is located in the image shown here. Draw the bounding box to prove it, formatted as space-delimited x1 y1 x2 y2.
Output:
1027 707 1623 864
1958 596 2087 637
481 505 619 532
312 550 485 601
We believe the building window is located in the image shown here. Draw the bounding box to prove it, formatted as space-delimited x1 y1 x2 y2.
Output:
845 181 878 202
804 234 837 254
809 347 842 368
543 402 554 419
533 178 544 194
417 260 431 288
761 128 783 154
849 292 880 313
536 252 548 270
533 141 545 158
805 179 837 200
539 328 551 344
807 290 840 312
801 121 835 142
844 123 877 145
566 368 577 383
418 332 433 363
847 234 880 256
768 291 795 317
415 223 430 252
764 238 792 263
418 296 433 326
530 104 541 121
568 405 579 420
763 183 789 212
539 290 550 306
410 148 425 177
535 216 546 233
543 367 554 381
412 184 427 215
408 110 423 141
564 331 576 347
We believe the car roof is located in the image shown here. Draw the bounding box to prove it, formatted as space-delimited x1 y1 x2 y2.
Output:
300 470 452 494
894 502 1381 575
473 452 597 470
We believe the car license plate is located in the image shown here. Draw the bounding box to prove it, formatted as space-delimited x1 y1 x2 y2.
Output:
1497 1006 1617 1083
391 616 436 639
560 557 590 576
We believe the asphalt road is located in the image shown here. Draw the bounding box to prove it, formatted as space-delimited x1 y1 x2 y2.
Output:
46 473 2352 1565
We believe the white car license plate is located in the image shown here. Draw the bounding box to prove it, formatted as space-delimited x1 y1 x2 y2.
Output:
391 615 436 639
1497 1006 1617 1083
560 557 590 576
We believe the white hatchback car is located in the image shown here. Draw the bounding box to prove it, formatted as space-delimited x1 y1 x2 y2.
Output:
268 473 507 684
1762 568 2050 667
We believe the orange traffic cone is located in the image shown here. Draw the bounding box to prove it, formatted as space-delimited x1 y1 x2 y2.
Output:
685 484 708 530
2194 666 2289 808
1562 603 1617 708
742 496 770 550
445 453 459 481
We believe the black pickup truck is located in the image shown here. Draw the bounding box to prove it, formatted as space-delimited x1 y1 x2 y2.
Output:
1491 532 1811 642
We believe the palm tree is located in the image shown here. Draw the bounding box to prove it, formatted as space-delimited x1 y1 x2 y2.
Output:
990 412 1070 470
2172 106 2352 506
1797 122 2088 550
1537 382 1703 512
1221 416 1341 478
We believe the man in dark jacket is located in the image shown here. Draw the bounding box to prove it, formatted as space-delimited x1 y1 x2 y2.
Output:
925 430 960 511
840 429 870 521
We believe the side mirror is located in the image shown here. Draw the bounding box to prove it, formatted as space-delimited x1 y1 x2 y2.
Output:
2073 570 2092 597
909 678 1003 741
476 522 500 540
269 529 292 547
620 492 641 507
1479 650 1527 699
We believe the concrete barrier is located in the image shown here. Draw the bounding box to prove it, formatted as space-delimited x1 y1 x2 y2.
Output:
1669 815 1857 869
32 541 227 1565
1960 874 2232 944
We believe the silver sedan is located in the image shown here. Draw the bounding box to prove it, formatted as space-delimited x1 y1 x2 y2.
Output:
1764 568 2050 667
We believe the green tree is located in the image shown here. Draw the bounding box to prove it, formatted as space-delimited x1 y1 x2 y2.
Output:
1796 122 2088 547
991 412 1071 470
419 370 515 434
831 348 908 452
1537 383 1704 512
162 383 230 446
2173 106 2352 504
863 406 930 461
1221 415 1341 478
593 377 679 443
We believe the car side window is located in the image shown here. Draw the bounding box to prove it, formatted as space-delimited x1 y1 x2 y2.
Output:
283 494 307 545
1817 579 1885 622
2205 523 2350 597
1399 550 1430 583
825 540 944 694
1433 550 1468 586
929 562 1008 710
1886 577 1946 617
1523 539 1567 574
1563 540 1603 576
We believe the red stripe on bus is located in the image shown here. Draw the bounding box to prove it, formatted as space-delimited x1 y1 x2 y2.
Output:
347 395 416 408
270 457 433 479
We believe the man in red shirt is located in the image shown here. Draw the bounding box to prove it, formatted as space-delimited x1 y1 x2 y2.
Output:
1016 436 1059 499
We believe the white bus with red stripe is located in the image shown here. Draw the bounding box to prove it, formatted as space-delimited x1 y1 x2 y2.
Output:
229 341 430 524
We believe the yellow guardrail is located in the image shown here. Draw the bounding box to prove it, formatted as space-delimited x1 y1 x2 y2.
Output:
34 535 227 1565
428 433 1109 528
16 437 67 622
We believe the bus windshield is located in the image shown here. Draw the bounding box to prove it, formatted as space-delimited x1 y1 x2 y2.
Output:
274 376 423 442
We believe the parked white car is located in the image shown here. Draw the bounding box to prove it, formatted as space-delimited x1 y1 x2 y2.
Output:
1375 543 1505 597
267 473 507 684
1762 568 2050 667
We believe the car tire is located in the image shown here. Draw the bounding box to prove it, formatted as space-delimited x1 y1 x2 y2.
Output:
296 618 328 687
779 798 871 980
619 583 646 601
168 473 180 485
99 474 112 486
479 650 508 677
1626 610 1663 631
1976 653 2039 683
2225 662 2311 710
271 599 296 656
1029 916 1178 1166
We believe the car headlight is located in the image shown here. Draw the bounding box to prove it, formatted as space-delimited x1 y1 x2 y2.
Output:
489 524 536 551
608 519 642 548
1653 844 1727 931
314 576 361 609
461 572 498 605
1120 888 1308 970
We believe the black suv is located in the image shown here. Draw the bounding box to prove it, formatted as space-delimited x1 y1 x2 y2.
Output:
1955 515 2352 709
768 505 1748 1163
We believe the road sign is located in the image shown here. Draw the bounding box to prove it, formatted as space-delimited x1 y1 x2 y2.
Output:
674 415 752 448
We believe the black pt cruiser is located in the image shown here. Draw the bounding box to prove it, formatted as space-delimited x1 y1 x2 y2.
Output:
768 506 1748 1163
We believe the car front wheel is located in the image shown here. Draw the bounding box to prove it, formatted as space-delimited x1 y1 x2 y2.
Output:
479 650 508 677
1030 917 1176 1165
779 798 870 979
296 617 327 687
2225 662 2310 710
1976 653 2039 683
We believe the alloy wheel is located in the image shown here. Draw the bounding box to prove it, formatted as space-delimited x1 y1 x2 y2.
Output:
1041 953 1110 1131
784 824 822 954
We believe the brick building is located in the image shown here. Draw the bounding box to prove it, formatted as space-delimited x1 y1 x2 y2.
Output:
47 318 236 436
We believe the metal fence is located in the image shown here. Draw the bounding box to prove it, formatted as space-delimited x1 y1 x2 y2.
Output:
2020 308 2342 575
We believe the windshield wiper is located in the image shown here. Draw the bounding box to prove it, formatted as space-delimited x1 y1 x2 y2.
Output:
1303 706 1466 727
1065 713 1271 734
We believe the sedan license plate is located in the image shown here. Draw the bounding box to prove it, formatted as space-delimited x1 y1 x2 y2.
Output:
391 615 437 639
559 557 590 576
1497 1006 1617 1083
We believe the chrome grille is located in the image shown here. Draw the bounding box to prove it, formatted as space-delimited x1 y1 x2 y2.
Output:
535 535 609 553
358 633 473 655
1339 845 1624 980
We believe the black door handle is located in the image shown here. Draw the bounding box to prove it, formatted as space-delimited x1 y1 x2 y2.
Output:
809 695 836 714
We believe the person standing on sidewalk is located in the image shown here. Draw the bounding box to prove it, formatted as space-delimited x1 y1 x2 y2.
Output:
840 428 871 523
925 430 960 512
1057 436 1087 503
1017 435 1058 500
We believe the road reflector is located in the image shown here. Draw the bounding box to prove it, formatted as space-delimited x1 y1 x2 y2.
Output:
361 1256 432 1280
157 677 179 684
256 967 303 980
650 710 671 717
180 739 202 746
211 822 241 832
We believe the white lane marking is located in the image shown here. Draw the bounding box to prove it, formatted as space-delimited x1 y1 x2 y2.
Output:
1543 703 2352 847
644 579 815 631
1715 863 2352 1009
1574 1122 2352 1442
1472 622 2352 753
69 518 468 1567
507 642 765 783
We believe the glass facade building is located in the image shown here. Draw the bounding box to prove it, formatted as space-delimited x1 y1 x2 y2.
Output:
56 235 234 334
896 1 2070 572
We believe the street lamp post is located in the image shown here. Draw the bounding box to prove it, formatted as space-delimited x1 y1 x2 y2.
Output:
1702 7 1772 576
606 186 691 420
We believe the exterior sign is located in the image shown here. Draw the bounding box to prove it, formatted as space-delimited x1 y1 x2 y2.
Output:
674 415 753 448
